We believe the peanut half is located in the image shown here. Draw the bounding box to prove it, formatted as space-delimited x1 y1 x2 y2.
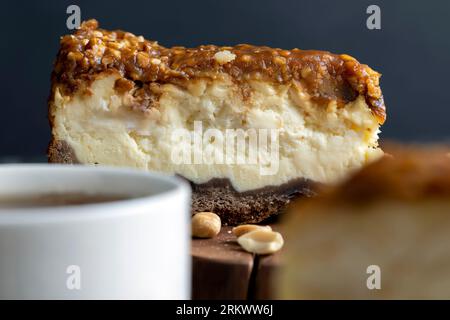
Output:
237 230 284 255
191 212 221 238
232 224 272 237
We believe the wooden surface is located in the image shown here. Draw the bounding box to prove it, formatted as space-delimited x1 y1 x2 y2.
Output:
191 225 282 300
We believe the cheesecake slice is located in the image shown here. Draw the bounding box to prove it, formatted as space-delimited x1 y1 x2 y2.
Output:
48 20 386 225
279 147 450 299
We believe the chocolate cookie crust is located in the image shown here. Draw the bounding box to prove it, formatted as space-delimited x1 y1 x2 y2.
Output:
51 19 385 123
190 178 317 225
47 139 79 164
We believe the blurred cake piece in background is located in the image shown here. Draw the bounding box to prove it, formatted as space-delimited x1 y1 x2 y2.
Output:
278 146 450 299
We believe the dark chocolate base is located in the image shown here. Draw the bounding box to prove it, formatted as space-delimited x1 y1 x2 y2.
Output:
48 139 80 164
189 178 317 225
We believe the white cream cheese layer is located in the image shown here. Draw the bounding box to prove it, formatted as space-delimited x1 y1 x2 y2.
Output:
51 73 382 192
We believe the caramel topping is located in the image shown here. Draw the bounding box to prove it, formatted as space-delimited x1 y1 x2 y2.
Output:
52 19 386 123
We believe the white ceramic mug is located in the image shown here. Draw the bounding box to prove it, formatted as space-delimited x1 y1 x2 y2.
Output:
0 164 191 299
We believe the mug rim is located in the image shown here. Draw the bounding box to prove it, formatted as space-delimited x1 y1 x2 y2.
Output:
0 164 191 224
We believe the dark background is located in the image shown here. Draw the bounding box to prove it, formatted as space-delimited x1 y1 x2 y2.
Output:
1 0 449 159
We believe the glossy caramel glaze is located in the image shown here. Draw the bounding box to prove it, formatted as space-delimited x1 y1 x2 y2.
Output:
51 19 385 123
